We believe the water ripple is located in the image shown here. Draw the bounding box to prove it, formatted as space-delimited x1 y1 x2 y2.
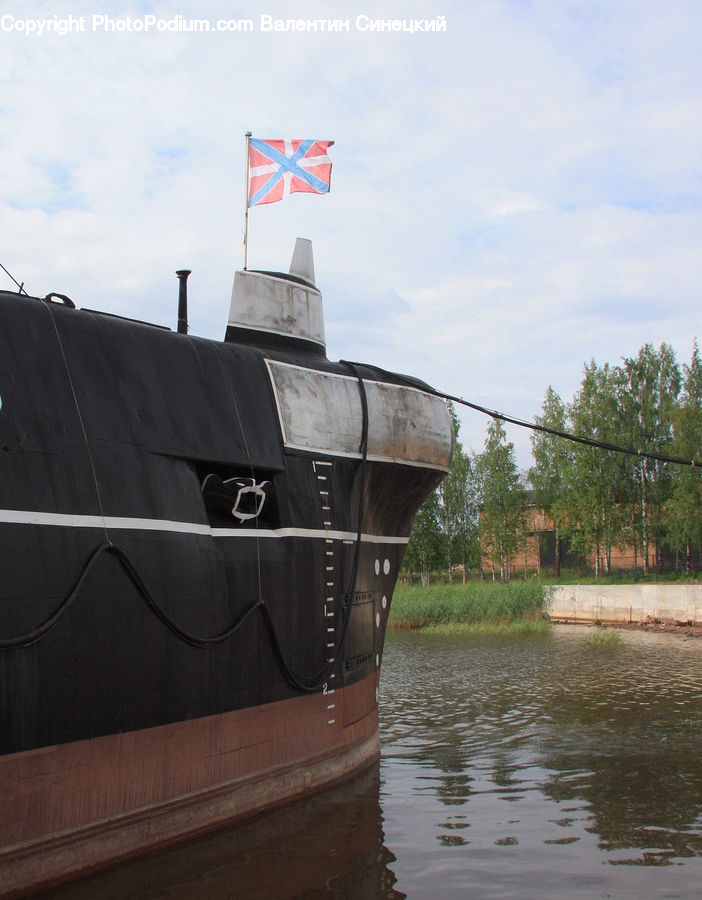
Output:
379 625 702 896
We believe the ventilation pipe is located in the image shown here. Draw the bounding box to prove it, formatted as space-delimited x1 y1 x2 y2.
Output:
176 269 191 334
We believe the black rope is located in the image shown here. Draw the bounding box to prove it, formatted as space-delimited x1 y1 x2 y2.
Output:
341 361 699 469
0 542 263 652
0 542 111 650
109 543 264 649
0 366 373 694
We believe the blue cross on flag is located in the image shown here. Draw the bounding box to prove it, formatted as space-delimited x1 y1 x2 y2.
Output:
247 138 334 207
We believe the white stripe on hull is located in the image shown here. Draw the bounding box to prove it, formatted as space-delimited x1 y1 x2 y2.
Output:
0 509 409 545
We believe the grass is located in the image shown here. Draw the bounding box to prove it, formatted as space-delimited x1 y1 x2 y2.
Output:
584 629 621 648
537 568 700 586
389 580 548 633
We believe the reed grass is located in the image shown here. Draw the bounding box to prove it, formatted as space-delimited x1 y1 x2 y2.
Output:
389 580 548 632
584 629 621 648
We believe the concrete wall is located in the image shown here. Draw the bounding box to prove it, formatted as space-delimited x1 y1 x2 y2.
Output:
545 584 702 625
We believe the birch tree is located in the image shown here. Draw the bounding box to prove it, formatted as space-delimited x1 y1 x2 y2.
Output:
619 343 681 573
666 340 702 573
443 445 480 582
402 490 443 585
568 362 627 576
477 419 524 581
529 387 573 576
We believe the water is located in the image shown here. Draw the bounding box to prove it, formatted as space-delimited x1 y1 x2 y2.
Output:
41 626 702 898
379 626 702 898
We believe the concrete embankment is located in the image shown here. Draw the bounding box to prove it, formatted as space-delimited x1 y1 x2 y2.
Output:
545 584 702 625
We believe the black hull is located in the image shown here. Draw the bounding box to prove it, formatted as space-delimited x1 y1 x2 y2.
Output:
0 257 451 891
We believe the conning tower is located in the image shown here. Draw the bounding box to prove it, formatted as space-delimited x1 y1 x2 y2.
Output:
226 238 325 355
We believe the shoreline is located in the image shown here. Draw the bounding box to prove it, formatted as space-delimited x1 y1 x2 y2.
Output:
551 618 702 640
390 580 702 637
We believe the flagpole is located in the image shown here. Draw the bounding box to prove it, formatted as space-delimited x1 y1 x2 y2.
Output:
243 131 252 270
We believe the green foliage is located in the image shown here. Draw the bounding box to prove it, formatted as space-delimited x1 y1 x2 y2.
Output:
401 489 444 586
402 341 701 584
403 401 481 583
542 568 699 585
666 340 702 572
390 580 546 628
566 361 629 576
529 386 571 576
438 403 481 580
476 419 525 580
584 629 621 649
619 343 682 573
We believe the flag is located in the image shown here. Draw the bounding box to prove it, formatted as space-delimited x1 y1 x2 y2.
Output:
247 138 333 207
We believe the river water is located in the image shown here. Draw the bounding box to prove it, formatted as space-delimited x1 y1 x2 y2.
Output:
42 625 702 898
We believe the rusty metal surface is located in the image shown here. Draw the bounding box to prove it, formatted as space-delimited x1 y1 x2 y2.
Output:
0 674 380 897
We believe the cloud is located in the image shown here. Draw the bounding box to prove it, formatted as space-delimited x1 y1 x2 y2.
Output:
1 1 701 467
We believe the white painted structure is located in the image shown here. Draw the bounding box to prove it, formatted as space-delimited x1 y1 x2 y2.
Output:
228 238 325 348
545 584 702 625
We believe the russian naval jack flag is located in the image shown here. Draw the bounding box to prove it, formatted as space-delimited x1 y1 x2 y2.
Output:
247 138 334 207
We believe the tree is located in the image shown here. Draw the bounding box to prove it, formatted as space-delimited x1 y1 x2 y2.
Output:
437 402 460 581
443 445 481 582
529 386 573 577
666 340 702 573
619 343 681 573
438 403 480 581
567 361 628 576
404 402 481 584
402 489 443 585
477 419 524 581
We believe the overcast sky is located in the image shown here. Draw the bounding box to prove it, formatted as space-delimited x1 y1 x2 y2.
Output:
2 1 701 466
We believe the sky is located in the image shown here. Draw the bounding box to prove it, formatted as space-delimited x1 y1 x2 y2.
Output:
1 0 701 467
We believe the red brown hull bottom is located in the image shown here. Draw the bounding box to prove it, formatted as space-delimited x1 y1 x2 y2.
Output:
0 673 379 897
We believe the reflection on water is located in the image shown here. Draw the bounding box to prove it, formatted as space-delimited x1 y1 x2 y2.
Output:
41 626 702 898
40 764 401 899
380 625 702 897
